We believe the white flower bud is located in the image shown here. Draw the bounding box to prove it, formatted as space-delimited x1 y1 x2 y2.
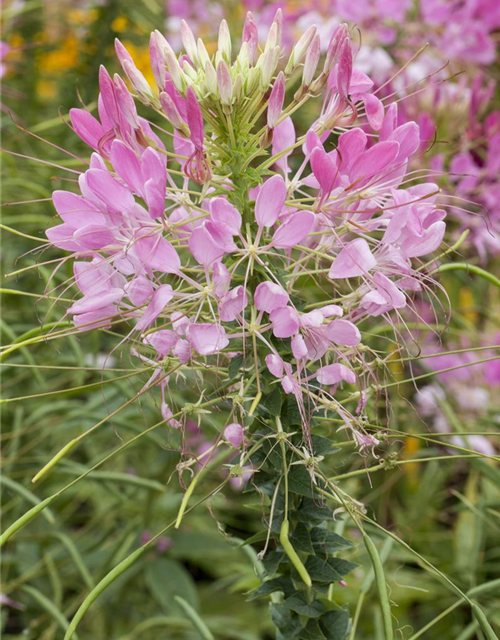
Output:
285 25 317 75
197 38 211 70
218 19 232 63
205 60 218 95
181 20 199 66
303 34 321 87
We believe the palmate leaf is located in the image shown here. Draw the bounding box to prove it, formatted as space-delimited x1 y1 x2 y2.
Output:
282 592 326 618
303 556 358 584
247 575 294 600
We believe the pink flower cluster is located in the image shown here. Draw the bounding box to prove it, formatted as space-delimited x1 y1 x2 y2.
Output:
46 15 449 430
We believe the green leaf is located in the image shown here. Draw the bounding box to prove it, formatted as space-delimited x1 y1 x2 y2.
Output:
283 592 326 618
281 395 302 426
240 530 268 546
311 435 339 456
262 388 283 417
248 576 294 600
304 556 358 584
290 523 314 554
299 620 328 639
145 558 199 615
295 498 329 524
288 466 325 498
310 528 353 553
262 550 285 576
271 604 303 639
228 354 244 380
319 609 350 640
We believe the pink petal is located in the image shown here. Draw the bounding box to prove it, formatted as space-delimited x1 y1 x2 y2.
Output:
270 306 300 338
70 288 123 314
143 329 177 356
254 281 289 313
73 305 117 331
219 286 248 322
329 238 377 279
188 323 229 355
52 191 104 224
299 310 323 328
326 319 361 346
272 117 296 174
319 304 343 318
110 140 144 195
210 198 242 235
389 122 420 163
133 234 181 273
316 363 356 385
401 221 445 258
349 141 400 181
291 334 308 360
271 211 315 248
46 223 80 251
255 175 287 228
126 275 154 305
70 108 105 150
213 262 231 296
361 94 385 131
136 284 174 331
310 146 336 196
338 128 367 173
266 353 284 378
224 423 245 447
189 223 225 266
86 169 136 213
73 224 116 250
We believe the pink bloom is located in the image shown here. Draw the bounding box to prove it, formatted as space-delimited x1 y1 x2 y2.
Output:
224 423 245 447
254 282 289 313
329 239 377 279
255 175 287 228
316 363 356 385
188 323 229 355
270 306 300 338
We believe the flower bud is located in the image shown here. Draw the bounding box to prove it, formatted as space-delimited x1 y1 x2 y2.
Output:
303 34 320 87
237 41 249 71
159 92 190 137
114 74 140 128
205 60 218 95
122 60 154 101
242 12 258 64
323 24 349 75
197 38 211 70
181 20 199 66
218 19 232 63
273 8 283 49
285 25 317 75
337 37 353 100
233 73 243 102
217 60 232 106
267 71 285 129
260 46 280 90
149 33 166 90
264 22 278 53
165 49 185 93
114 38 134 68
